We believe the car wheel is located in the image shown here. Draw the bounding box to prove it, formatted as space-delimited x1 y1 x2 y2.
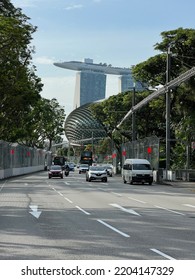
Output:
104 178 107 182
123 177 126 184
89 178 91 182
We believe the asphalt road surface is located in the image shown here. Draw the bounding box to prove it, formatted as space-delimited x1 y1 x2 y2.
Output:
0 170 195 260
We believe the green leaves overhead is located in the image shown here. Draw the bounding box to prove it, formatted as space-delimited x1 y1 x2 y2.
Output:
0 1 65 147
90 28 195 168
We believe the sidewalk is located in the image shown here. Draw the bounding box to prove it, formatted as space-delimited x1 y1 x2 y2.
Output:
159 180 195 189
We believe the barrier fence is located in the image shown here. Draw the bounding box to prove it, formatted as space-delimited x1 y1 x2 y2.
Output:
0 140 47 179
112 136 160 172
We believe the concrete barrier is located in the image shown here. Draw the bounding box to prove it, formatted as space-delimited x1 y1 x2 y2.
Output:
0 165 44 180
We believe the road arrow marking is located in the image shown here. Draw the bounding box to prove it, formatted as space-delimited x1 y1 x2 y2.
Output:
110 203 141 216
29 205 42 219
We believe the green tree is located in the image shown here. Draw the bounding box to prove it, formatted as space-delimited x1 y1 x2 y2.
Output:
90 28 195 168
0 0 43 141
19 98 66 150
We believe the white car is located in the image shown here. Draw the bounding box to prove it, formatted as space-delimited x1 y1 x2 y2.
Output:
102 164 113 177
86 166 108 182
79 164 89 173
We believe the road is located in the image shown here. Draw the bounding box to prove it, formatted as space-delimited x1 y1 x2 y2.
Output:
0 170 195 260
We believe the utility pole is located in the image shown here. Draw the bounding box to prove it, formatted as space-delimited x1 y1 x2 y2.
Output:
132 82 136 158
166 45 171 174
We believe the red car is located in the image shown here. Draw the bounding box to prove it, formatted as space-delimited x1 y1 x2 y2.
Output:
48 165 63 179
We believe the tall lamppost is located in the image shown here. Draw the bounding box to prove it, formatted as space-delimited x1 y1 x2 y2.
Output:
166 45 172 175
132 82 136 157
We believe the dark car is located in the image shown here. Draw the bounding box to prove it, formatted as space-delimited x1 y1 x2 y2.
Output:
48 165 63 179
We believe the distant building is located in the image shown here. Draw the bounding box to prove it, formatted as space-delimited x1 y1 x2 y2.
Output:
54 58 143 109
73 71 106 108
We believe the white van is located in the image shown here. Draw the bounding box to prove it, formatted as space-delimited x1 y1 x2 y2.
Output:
122 158 153 185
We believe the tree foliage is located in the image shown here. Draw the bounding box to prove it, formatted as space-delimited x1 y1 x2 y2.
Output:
0 0 43 141
90 28 195 168
0 1 66 148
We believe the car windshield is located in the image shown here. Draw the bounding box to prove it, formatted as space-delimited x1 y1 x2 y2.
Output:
132 164 151 170
80 164 88 167
89 166 106 171
50 165 61 170
103 165 112 169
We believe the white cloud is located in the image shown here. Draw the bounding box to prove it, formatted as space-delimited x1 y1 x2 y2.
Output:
65 4 83 11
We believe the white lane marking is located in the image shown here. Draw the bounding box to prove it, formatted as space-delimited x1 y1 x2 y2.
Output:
64 182 70 185
57 191 63 196
98 187 107 192
150 248 176 260
64 197 73 203
75 206 91 215
52 187 56 191
97 219 130 238
0 180 7 192
154 205 185 216
110 203 141 216
183 204 195 208
128 197 146 204
111 192 122 197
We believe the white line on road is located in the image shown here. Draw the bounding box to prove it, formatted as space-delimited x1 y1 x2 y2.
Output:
75 206 91 215
110 203 141 216
0 180 7 192
57 191 63 196
98 187 107 192
128 197 146 204
154 205 185 216
150 248 176 260
97 219 130 238
64 182 70 185
64 197 73 203
111 192 122 197
183 204 195 208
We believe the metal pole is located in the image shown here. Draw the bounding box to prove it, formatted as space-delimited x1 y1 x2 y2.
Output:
92 131 94 155
132 83 136 158
166 45 171 174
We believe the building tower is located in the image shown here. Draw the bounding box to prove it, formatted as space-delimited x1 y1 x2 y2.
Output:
54 58 141 109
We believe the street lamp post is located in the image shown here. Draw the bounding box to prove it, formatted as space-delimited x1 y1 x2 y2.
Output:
132 82 136 157
166 45 172 175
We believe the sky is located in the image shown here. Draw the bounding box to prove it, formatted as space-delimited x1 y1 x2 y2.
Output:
11 0 195 117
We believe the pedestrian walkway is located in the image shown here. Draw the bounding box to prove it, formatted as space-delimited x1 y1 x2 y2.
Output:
161 180 195 189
